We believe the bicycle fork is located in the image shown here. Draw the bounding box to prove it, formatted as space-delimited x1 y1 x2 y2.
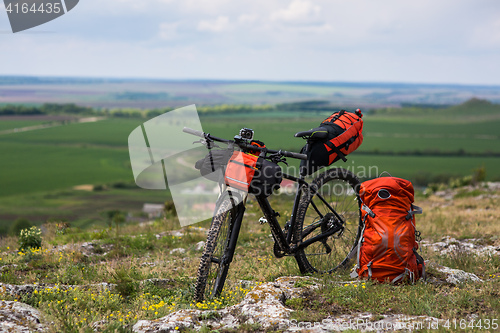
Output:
211 203 245 297
219 204 245 269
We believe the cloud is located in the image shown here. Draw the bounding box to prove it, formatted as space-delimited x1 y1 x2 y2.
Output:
238 14 258 24
197 16 230 32
2 0 500 84
470 18 500 49
296 23 333 34
158 22 179 40
271 0 321 23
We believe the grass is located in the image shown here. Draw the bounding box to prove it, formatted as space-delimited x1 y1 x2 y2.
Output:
0 219 257 331
417 188 500 242
0 184 499 331
288 277 500 321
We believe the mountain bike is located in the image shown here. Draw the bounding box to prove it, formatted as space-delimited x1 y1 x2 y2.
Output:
183 126 362 302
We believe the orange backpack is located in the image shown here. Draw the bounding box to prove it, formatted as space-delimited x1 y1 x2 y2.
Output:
352 176 425 283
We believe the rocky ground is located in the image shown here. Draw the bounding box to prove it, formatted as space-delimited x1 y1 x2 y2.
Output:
1 235 495 333
1 183 499 332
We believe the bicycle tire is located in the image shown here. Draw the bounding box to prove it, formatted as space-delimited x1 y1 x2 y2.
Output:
194 192 242 302
294 167 362 274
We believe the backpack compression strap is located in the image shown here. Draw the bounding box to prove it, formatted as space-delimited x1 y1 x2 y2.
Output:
406 205 422 220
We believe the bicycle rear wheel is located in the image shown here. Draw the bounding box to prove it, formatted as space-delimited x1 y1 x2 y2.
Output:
294 167 362 274
194 192 242 302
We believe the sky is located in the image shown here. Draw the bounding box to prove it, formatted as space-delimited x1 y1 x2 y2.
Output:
1 0 500 85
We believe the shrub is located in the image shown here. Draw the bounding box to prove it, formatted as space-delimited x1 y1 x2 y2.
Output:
164 200 177 217
472 166 486 184
93 184 106 191
18 226 42 250
10 218 32 236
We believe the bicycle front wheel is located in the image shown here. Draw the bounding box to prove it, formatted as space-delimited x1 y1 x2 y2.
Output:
194 192 242 302
294 167 362 274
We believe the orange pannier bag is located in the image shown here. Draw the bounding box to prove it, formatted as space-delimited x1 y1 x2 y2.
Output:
224 151 282 197
224 151 259 192
352 176 425 283
302 110 363 175
320 110 364 165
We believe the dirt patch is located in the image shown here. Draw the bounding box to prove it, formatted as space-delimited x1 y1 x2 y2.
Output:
73 185 94 191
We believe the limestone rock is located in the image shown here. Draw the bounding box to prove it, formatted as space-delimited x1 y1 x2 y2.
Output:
421 236 500 256
0 301 47 332
195 241 205 251
426 262 483 285
132 276 319 332
169 248 186 255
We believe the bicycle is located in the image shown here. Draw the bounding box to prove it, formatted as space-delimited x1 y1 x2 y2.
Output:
183 126 362 302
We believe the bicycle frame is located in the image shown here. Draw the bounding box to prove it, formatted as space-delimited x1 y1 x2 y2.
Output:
183 126 346 256
254 171 345 256
188 125 362 301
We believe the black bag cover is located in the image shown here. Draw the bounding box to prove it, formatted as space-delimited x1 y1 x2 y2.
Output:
300 124 344 175
250 159 283 197
195 149 232 182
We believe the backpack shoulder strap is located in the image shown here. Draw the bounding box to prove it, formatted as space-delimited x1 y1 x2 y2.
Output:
362 204 375 217
413 249 426 281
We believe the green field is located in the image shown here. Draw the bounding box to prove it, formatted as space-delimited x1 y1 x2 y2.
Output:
0 118 143 147
0 120 48 131
0 100 499 233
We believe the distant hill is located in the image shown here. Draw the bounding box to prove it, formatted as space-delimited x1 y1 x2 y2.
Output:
1 76 500 108
442 98 500 115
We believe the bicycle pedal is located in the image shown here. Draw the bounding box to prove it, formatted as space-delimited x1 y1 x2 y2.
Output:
259 217 268 224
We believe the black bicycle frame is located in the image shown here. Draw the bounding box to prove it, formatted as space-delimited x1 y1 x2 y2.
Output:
254 171 344 256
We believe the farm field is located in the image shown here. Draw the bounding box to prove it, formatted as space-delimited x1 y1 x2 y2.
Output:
0 99 499 234
0 120 47 131
201 114 500 154
0 187 171 232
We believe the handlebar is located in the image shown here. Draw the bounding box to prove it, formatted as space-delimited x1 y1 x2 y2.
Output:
182 127 204 138
183 127 307 160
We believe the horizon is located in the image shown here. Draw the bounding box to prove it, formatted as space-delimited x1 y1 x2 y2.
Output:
2 74 500 89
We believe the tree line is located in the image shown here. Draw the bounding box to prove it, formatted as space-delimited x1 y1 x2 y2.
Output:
0 101 374 119
0 103 94 116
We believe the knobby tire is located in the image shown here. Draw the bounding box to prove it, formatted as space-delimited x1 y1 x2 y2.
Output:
194 193 240 302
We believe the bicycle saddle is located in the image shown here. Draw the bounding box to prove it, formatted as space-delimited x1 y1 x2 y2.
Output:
294 127 329 139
